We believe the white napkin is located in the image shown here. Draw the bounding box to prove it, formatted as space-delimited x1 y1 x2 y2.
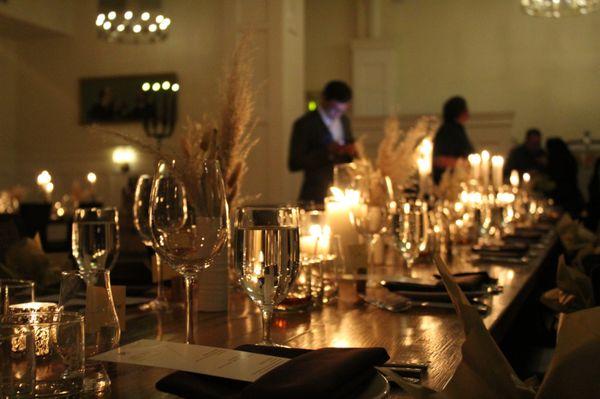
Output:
556 214 597 254
395 254 535 398
536 307 600 399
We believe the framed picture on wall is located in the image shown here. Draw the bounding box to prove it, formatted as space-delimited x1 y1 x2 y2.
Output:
79 73 178 125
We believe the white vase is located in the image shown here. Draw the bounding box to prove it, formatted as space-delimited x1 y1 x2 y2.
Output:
193 249 229 312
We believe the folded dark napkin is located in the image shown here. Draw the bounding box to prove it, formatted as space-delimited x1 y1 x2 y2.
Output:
382 272 496 293
155 345 389 399
471 243 529 256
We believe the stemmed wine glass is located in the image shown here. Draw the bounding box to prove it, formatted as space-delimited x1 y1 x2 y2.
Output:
391 200 426 268
149 159 229 344
72 207 120 273
234 207 300 346
134 175 171 312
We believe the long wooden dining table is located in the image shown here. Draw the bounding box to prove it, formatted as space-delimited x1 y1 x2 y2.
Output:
106 233 559 398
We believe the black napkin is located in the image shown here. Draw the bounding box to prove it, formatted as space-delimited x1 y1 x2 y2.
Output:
382 272 495 293
155 345 389 399
471 242 529 257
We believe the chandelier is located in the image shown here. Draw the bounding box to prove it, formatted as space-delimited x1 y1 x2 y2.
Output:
95 0 171 43
521 0 600 17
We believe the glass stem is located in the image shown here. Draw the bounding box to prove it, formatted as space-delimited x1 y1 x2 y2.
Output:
261 306 273 345
156 255 165 301
184 276 194 344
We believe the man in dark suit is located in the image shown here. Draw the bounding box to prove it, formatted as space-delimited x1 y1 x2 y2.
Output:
288 81 357 205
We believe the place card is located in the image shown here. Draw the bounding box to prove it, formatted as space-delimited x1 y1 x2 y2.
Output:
92 339 290 382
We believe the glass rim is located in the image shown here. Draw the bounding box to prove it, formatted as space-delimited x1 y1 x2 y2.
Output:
1 311 84 328
74 206 118 218
0 279 35 289
235 205 299 212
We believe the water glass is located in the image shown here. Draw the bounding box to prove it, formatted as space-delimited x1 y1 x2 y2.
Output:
72 207 120 273
1 279 35 315
234 207 300 345
391 201 427 267
2 311 85 398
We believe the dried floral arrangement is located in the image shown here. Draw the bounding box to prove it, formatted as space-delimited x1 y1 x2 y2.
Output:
93 35 258 207
433 158 470 201
375 115 438 190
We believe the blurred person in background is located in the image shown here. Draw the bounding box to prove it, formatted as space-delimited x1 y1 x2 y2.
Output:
504 128 547 176
546 138 584 217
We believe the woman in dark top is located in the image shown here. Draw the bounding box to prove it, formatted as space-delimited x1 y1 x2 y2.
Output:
433 96 475 183
546 138 584 217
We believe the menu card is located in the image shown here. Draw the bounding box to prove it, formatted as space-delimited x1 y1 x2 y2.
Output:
92 339 290 382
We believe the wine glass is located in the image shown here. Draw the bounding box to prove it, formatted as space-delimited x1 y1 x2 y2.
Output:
72 207 120 273
150 159 229 344
133 175 170 312
234 207 300 346
391 200 426 268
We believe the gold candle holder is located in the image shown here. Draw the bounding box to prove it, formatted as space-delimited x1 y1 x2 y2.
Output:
8 302 58 356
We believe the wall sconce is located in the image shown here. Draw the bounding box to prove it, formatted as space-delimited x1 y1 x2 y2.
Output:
112 146 137 173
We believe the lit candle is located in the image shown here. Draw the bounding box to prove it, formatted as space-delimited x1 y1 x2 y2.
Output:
325 187 360 271
522 172 531 186
300 224 331 259
481 150 490 187
468 153 481 181
510 170 520 188
417 138 433 196
491 155 504 189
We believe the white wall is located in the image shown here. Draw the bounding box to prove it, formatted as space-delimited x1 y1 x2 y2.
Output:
306 0 600 143
0 37 17 185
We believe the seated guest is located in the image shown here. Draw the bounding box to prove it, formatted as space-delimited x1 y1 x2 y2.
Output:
504 128 546 176
433 96 475 184
585 158 600 230
546 138 584 217
288 80 357 205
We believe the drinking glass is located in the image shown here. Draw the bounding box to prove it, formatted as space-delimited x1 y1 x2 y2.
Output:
150 159 229 344
2 311 85 398
234 207 300 346
1 322 35 397
59 270 120 396
1 279 35 315
133 175 170 311
72 207 120 273
391 201 426 267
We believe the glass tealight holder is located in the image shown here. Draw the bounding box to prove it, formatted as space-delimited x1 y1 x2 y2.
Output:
2 311 85 398
275 258 313 313
1 322 35 398
1 279 35 316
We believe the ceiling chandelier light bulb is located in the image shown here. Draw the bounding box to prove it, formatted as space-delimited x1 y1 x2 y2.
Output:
152 82 160 92
171 83 180 92
96 13 105 26
141 82 151 91
95 2 171 43
161 81 171 90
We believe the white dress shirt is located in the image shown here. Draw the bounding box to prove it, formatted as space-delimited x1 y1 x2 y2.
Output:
318 107 345 145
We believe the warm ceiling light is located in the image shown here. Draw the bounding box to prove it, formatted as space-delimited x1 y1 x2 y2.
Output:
96 13 105 26
133 24 142 33
117 24 125 32
103 21 111 30
161 81 171 90
108 11 116 20
124 10 133 20
141 82 151 91
148 23 157 32
155 14 164 23
521 0 599 17
152 82 160 92
96 4 171 43
171 83 179 92
141 11 150 21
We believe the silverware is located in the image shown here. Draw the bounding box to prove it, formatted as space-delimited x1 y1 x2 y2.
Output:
361 294 490 314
